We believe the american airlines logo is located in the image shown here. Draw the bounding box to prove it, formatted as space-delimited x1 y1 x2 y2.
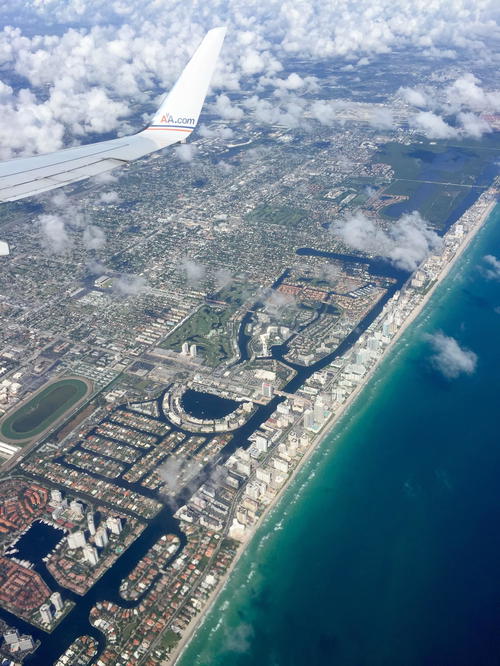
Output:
159 112 196 126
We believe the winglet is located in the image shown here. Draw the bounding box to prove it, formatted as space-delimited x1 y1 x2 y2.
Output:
0 241 9 256
140 27 226 147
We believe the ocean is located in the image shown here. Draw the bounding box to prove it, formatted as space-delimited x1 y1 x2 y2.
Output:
177 204 500 666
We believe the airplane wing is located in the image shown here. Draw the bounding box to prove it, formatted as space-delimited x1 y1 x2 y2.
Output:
0 27 226 255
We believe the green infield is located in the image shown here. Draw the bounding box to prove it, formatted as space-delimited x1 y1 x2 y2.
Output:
0 377 91 443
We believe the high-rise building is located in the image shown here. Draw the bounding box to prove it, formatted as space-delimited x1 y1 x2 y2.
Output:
50 488 63 505
50 591 64 612
189 344 197 358
87 512 96 536
67 530 86 549
83 544 99 566
94 526 109 548
313 398 325 425
303 408 314 430
261 382 273 398
254 434 268 453
39 603 53 624
106 516 123 535
69 500 84 520
181 342 189 355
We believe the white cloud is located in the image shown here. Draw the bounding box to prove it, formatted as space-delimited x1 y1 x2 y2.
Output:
398 86 429 108
456 111 491 139
445 73 500 112
179 257 206 285
425 331 477 379
369 107 394 129
174 143 198 163
334 211 442 272
38 213 72 253
410 111 458 139
263 288 296 316
481 254 500 280
213 94 244 121
0 0 497 159
113 273 147 296
198 124 234 140
99 190 120 204
83 224 106 249
214 268 233 289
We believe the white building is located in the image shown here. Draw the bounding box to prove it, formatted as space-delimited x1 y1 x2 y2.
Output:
83 544 99 566
69 500 84 520
106 516 123 535
50 489 63 505
50 591 64 612
87 512 96 536
39 603 53 624
67 530 86 549
94 526 109 548
303 409 314 430
254 435 269 453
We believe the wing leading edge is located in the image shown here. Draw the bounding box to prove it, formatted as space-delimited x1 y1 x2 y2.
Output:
0 27 226 254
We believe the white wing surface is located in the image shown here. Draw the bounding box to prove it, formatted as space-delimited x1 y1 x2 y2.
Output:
0 27 226 254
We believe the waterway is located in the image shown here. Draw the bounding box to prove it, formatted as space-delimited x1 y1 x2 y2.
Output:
383 145 498 230
177 205 500 666
9 521 64 563
181 389 241 419
2 207 496 664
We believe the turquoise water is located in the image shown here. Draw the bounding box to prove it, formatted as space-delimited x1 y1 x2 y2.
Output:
178 205 500 666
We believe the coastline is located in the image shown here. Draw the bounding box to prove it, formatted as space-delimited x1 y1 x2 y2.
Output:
169 196 498 666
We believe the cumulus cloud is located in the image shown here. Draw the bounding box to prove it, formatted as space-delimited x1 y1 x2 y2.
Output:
399 86 429 108
38 213 73 253
174 143 198 163
214 268 233 290
456 111 491 139
445 73 500 113
317 262 340 283
159 456 202 500
83 224 106 250
244 94 306 128
113 273 148 296
410 111 458 139
99 190 120 204
198 124 234 140
263 288 296 315
369 107 394 130
0 0 498 161
481 254 500 280
179 257 206 285
213 94 244 121
334 211 442 272
93 171 119 185
425 331 477 379
403 74 497 139
86 257 108 274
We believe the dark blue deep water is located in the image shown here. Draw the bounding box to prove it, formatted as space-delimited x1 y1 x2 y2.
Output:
12 521 64 563
181 389 240 419
178 205 500 666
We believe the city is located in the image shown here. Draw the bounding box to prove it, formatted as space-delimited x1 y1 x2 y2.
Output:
0 56 499 665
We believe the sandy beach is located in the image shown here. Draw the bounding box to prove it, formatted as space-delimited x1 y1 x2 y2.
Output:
169 196 497 665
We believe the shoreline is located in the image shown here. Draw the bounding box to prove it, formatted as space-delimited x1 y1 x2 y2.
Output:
169 196 498 665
